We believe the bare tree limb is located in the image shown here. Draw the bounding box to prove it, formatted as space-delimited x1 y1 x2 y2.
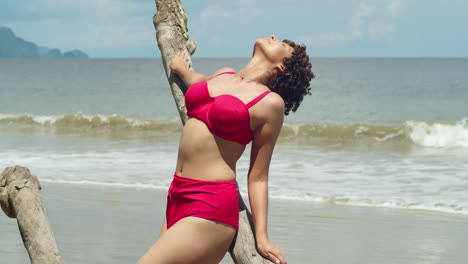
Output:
154 0 196 125
1 166 64 264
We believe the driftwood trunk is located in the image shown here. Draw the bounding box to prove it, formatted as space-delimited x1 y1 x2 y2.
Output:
153 0 196 125
153 1 273 263
0 165 64 264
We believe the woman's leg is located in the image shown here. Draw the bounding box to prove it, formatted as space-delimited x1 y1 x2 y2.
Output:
159 218 167 238
137 217 236 264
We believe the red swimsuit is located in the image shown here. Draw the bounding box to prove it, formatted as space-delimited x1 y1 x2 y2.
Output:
166 72 271 230
185 71 271 144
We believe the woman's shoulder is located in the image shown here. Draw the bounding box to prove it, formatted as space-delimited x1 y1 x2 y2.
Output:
253 85 285 120
261 87 285 112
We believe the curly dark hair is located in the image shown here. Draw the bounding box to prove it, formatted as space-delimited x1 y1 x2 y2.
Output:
269 40 315 115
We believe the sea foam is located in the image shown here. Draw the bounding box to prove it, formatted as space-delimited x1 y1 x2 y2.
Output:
2 113 468 148
406 118 468 148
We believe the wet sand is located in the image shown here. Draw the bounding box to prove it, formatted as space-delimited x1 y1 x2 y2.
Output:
1 182 467 264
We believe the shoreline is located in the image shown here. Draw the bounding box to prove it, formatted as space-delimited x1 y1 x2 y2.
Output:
36 178 468 217
1 182 467 264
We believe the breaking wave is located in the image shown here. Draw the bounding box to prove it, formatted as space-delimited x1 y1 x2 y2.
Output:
1 113 467 148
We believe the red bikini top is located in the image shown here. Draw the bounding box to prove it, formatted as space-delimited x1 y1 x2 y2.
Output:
185 72 271 145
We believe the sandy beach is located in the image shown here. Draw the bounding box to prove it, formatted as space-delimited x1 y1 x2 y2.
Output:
2 0 468 262
1 181 467 264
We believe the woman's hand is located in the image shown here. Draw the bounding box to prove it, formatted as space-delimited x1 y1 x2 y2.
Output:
170 51 189 75
257 238 287 264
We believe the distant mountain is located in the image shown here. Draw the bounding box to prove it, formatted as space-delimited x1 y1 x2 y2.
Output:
0 26 88 58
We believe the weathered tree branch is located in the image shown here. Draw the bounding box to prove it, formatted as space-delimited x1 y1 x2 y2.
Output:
1 166 64 264
153 0 273 263
154 0 196 125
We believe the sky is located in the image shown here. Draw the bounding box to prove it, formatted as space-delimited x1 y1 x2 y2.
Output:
1 0 467 58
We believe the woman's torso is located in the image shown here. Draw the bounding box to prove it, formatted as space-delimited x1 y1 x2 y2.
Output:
174 73 269 181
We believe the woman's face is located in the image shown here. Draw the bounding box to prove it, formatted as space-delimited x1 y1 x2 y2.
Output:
254 35 294 65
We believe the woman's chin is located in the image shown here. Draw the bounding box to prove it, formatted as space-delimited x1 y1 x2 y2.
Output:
252 39 267 56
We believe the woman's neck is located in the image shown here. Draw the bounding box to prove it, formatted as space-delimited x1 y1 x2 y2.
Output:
238 57 274 86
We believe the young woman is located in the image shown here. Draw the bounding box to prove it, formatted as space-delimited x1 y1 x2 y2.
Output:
138 35 314 264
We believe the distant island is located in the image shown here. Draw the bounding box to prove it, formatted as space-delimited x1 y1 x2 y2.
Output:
0 26 88 58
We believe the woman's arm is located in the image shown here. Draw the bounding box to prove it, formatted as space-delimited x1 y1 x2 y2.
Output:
248 93 287 264
170 52 206 88
170 52 234 92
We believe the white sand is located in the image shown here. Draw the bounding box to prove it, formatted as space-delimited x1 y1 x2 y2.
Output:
1 182 467 264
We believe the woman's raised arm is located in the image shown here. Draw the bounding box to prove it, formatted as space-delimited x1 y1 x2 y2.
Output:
170 52 235 92
170 52 206 88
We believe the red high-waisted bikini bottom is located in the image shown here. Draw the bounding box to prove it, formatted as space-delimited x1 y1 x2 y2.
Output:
166 173 239 230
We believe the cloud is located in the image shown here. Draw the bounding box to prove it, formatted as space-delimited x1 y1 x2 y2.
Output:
387 0 401 17
197 0 258 33
2 0 156 54
350 2 376 40
299 0 402 47
368 0 401 41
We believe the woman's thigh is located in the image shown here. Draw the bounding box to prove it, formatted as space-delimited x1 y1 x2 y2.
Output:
137 216 236 264
159 218 167 238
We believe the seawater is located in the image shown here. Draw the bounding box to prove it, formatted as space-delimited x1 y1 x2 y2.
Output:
1 58 467 215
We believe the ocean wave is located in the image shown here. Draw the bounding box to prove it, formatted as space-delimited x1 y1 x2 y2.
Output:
268 193 468 216
406 118 468 148
280 119 468 148
0 113 180 130
1 113 467 148
0 113 182 140
279 122 406 144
